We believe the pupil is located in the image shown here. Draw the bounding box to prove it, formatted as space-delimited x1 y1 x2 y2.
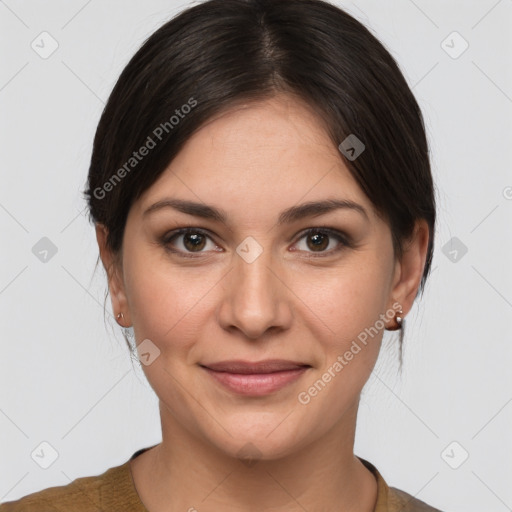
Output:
308 232 328 251
184 233 205 251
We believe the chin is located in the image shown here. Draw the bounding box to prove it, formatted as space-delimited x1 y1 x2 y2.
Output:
201 414 311 463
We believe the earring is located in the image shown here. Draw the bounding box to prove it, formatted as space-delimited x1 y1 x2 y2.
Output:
386 309 403 331
116 312 124 326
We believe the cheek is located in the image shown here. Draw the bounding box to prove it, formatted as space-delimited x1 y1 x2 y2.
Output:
292 256 391 350
123 257 212 410
123 251 212 348
293 264 389 424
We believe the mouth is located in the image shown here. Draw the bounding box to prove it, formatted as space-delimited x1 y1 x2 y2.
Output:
199 359 311 396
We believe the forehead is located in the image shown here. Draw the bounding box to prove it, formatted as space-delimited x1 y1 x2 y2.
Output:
133 95 375 221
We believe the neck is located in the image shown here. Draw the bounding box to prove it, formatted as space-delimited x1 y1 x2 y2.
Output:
130 401 377 512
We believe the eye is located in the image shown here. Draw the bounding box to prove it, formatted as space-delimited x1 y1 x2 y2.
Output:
291 228 350 256
161 226 351 259
161 228 220 258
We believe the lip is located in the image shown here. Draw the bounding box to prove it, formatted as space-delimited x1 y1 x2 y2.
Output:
202 359 310 374
200 359 311 396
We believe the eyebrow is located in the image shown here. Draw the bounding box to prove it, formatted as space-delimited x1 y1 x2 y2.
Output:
143 198 369 225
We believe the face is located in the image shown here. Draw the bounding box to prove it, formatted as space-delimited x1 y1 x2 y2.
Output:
98 95 425 461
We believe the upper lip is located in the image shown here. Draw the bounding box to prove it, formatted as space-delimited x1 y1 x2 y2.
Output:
201 359 311 374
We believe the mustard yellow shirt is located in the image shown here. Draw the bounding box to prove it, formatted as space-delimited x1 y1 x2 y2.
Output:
0 447 443 511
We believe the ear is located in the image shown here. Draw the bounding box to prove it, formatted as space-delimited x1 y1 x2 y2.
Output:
388 219 430 318
95 223 132 326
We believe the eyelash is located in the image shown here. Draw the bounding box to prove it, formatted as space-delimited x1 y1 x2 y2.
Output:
160 227 352 259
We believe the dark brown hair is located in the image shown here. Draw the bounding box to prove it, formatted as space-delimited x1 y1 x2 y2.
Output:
84 0 436 366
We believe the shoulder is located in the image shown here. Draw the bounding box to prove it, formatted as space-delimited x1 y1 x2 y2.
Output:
358 456 445 512
387 486 444 512
0 460 145 512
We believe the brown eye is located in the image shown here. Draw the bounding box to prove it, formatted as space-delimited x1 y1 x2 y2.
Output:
306 231 329 251
182 232 206 252
293 228 350 256
162 228 219 256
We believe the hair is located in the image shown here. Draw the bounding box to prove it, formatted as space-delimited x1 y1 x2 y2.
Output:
83 0 436 369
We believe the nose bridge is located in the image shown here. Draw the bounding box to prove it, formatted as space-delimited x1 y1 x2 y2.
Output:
219 237 290 339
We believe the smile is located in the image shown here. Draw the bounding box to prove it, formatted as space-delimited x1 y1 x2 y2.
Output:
200 360 311 396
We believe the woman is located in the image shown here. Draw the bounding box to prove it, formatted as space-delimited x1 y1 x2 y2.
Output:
0 0 443 510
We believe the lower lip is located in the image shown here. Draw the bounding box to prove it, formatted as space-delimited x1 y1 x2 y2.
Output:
202 367 309 396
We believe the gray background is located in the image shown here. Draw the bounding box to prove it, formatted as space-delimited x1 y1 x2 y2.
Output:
1 1 511 511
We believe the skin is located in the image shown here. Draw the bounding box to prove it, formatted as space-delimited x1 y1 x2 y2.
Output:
96 94 429 512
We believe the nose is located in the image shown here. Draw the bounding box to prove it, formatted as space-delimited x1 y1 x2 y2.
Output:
216 241 293 340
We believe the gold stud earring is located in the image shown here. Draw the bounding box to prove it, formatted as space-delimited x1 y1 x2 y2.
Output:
386 309 403 331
